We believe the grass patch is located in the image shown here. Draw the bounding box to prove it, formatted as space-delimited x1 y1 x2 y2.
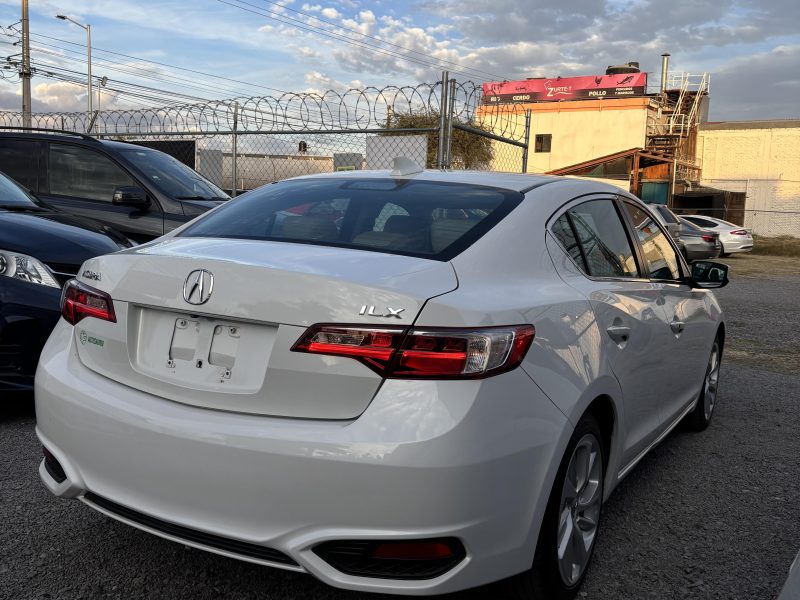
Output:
751 235 800 257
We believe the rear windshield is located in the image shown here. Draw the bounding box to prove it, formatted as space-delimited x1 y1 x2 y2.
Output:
179 178 523 261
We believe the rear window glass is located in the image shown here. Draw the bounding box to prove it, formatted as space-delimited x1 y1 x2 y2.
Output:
179 178 523 261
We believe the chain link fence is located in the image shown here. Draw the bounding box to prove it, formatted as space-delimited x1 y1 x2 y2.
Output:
742 210 800 238
0 76 529 195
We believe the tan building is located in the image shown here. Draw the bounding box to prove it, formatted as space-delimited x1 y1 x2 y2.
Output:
687 120 800 237
481 71 708 206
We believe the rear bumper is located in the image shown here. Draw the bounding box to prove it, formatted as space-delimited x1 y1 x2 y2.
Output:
721 238 753 253
685 243 721 261
35 320 570 595
0 278 61 392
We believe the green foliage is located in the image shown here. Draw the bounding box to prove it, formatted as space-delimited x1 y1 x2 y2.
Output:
382 112 493 169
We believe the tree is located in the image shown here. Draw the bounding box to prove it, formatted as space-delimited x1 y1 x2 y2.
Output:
381 112 493 170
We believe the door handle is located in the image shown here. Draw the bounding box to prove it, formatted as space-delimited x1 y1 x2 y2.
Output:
670 320 685 334
606 324 631 344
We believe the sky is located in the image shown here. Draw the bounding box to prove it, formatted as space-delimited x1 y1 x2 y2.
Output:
0 0 798 122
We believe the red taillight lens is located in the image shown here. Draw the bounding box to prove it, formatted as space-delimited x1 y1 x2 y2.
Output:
701 235 716 243
291 325 405 373
61 279 117 326
730 229 748 235
292 324 535 379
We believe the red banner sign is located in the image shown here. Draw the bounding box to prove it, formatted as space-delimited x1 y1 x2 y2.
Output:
482 73 648 104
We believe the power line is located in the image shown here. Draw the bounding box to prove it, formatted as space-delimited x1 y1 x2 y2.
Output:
256 0 507 81
215 0 503 82
3 30 331 126
17 32 346 126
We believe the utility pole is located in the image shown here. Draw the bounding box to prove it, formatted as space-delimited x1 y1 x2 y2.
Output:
21 0 32 128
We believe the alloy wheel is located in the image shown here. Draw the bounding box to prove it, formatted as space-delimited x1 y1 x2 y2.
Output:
557 434 603 586
704 342 721 420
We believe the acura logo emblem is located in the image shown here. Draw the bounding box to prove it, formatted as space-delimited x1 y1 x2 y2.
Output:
183 269 214 305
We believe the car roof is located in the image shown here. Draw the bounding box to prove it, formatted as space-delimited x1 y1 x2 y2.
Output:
290 168 624 194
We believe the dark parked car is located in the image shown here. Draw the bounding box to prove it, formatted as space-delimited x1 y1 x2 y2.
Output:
649 204 720 261
0 129 228 243
0 170 132 392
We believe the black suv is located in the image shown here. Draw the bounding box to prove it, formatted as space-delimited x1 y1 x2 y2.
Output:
0 129 228 243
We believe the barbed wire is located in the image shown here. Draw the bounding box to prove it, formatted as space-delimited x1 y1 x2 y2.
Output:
0 80 527 142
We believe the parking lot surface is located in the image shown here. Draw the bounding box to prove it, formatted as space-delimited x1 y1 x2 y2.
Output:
2 254 798 600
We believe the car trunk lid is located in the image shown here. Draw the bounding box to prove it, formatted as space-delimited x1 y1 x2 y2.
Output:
72 238 458 419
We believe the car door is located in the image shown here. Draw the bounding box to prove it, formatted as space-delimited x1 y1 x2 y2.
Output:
620 200 716 425
550 196 673 466
38 142 164 242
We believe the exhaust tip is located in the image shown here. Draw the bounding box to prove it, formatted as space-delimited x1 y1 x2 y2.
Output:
42 446 67 484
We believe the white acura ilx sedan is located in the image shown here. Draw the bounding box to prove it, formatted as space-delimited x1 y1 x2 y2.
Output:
35 165 728 599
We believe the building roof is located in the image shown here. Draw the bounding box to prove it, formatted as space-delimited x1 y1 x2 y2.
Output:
700 119 800 131
545 147 697 177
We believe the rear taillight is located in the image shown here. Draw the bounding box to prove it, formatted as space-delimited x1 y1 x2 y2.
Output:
730 229 748 235
61 279 117 326
292 324 534 379
701 235 716 243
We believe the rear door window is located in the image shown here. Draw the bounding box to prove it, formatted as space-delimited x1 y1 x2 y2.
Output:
180 178 523 261
0 140 40 190
48 143 134 201
554 199 639 278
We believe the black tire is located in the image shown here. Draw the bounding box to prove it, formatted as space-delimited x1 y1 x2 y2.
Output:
503 414 605 600
684 334 723 432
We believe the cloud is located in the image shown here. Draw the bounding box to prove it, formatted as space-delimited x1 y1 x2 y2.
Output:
0 0 795 120
707 45 800 120
33 81 91 112
320 7 342 19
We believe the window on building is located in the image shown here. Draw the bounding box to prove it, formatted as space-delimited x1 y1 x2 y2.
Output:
534 134 552 153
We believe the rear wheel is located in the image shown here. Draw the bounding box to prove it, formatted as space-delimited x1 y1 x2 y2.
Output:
685 336 722 431
504 415 604 600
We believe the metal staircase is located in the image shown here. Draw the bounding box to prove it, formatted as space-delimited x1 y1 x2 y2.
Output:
646 71 709 153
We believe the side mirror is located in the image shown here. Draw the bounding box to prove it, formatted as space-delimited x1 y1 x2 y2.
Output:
690 261 729 289
112 186 150 209
666 222 681 241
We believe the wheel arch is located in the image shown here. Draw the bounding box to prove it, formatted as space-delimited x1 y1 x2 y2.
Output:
584 395 615 472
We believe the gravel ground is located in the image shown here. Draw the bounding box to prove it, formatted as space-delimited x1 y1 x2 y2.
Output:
2 268 798 600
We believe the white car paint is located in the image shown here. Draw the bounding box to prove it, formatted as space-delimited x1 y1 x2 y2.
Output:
682 215 754 255
35 170 724 596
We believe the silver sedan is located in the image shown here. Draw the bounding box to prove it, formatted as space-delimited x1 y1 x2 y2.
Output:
681 215 754 256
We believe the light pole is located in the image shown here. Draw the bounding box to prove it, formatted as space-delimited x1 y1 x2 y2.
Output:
97 76 108 111
55 14 91 129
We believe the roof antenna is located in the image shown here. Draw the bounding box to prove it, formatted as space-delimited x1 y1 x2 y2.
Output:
390 156 424 177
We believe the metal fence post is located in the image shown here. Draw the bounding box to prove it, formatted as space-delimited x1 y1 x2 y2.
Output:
231 102 239 197
444 78 456 168
437 71 449 169
521 110 531 173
